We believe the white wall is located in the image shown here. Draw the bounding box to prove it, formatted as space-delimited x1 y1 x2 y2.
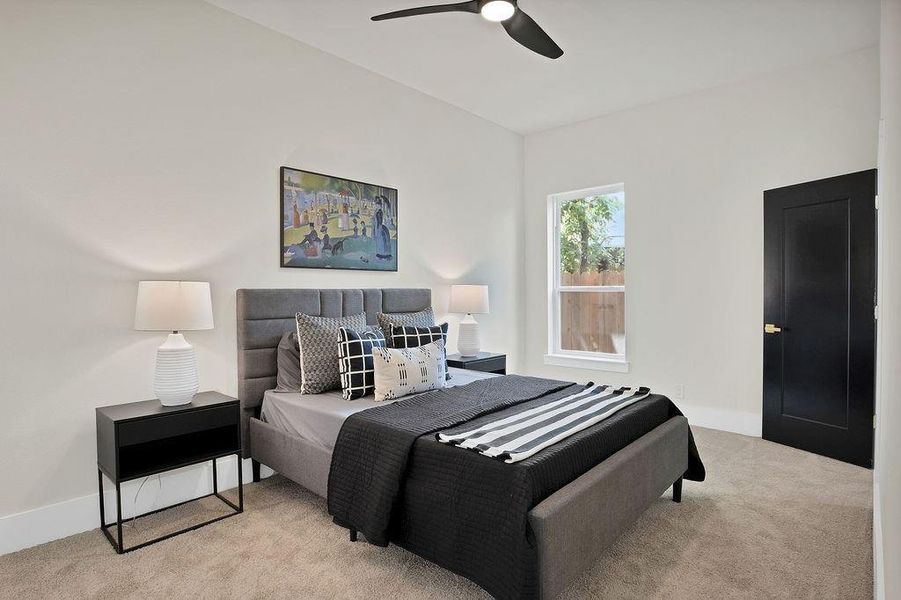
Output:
0 0 523 551
521 48 879 436
875 2 901 598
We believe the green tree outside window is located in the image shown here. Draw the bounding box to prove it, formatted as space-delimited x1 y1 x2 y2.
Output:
559 195 624 274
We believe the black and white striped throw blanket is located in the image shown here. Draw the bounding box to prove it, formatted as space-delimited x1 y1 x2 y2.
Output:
437 383 651 463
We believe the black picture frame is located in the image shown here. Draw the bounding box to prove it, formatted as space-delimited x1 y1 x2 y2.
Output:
279 166 398 272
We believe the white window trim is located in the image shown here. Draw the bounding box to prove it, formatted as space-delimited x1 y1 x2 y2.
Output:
544 352 630 373
546 184 628 373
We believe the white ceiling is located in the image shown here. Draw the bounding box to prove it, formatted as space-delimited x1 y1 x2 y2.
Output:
207 0 880 134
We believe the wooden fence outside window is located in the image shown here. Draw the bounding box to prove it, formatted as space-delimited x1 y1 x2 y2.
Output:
559 270 625 355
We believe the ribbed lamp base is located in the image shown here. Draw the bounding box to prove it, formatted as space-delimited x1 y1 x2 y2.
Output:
154 333 199 406
457 315 481 357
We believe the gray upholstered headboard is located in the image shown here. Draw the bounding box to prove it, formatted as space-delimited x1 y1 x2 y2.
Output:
235 288 432 456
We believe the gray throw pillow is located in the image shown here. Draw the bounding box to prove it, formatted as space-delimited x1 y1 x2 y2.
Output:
274 331 302 393
377 307 435 347
295 312 368 394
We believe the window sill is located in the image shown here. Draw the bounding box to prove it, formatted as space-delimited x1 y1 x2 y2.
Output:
543 353 630 373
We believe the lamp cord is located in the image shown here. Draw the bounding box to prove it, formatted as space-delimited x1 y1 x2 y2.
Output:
128 474 161 530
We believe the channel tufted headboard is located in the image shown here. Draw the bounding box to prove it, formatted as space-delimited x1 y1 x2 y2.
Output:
235 288 432 456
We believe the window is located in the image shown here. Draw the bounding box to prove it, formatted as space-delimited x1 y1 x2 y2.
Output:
546 184 627 372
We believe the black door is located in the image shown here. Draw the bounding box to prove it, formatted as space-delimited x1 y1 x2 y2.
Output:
763 170 876 468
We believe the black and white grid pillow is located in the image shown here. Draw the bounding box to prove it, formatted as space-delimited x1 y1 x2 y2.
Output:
377 308 434 347
390 323 450 380
337 326 386 400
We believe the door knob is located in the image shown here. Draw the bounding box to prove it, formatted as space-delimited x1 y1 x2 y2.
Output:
764 323 782 334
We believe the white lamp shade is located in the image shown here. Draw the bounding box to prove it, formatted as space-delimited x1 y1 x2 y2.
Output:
134 281 214 332
449 284 490 315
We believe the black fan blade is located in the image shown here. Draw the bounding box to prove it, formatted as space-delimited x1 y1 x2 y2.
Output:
502 8 563 59
372 1 479 21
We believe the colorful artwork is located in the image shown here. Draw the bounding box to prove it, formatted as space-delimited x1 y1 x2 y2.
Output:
280 167 398 271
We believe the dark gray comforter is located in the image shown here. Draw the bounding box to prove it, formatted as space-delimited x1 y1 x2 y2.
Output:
327 375 705 600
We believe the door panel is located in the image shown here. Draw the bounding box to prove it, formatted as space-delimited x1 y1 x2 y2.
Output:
763 170 876 468
782 199 849 428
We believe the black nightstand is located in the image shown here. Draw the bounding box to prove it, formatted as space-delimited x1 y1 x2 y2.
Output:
446 352 506 374
95 391 243 554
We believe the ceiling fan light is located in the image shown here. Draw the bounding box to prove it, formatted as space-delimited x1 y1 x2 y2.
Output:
480 1 515 22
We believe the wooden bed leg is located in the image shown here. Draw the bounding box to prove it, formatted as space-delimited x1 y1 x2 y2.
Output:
349 529 358 542
672 476 683 503
252 460 261 483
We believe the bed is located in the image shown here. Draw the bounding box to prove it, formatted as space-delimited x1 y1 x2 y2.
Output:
237 288 703 599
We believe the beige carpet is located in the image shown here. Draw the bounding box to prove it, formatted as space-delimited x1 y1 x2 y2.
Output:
0 427 872 599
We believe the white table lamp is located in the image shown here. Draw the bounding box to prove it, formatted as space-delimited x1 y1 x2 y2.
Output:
135 281 214 406
449 284 489 357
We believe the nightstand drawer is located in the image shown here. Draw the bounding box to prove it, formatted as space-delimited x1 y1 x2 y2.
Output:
446 352 506 374
465 356 506 373
118 405 237 445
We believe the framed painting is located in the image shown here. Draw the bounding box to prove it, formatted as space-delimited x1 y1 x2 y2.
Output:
280 167 398 271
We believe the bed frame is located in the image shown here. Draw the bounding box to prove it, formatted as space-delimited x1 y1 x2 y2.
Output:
237 288 688 599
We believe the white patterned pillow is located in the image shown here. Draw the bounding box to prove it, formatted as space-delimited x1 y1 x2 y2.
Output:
295 312 367 394
389 323 451 381
372 339 447 402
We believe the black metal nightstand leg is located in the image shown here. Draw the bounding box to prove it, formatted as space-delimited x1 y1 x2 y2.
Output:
97 469 106 531
211 454 243 515
237 454 244 511
98 470 122 553
114 481 124 553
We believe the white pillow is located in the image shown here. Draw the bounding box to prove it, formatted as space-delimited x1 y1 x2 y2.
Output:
372 339 447 402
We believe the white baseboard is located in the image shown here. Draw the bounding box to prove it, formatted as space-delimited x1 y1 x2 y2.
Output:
874 477 883 600
0 458 271 556
677 403 762 437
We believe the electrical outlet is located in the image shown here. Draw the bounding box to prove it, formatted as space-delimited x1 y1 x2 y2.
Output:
674 384 685 400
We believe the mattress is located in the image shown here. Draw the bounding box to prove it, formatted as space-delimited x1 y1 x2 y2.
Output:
261 367 496 451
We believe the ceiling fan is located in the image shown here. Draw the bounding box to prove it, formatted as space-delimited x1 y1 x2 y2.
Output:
371 1 563 59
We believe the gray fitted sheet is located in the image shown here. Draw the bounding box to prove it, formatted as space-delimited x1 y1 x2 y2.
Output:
261 367 496 451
